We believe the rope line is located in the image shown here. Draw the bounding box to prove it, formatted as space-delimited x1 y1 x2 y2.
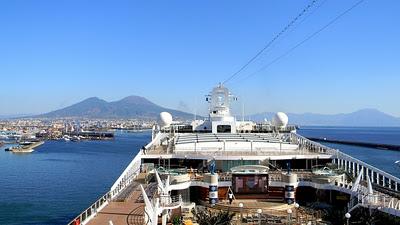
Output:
223 0 319 84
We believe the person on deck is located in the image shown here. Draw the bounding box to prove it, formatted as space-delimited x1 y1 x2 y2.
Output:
228 190 233 205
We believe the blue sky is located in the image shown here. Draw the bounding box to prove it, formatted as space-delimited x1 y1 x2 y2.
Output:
1 0 399 117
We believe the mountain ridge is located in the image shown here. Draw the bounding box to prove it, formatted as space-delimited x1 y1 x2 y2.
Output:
22 97 400 126
37 96 194 119
249 109 400 127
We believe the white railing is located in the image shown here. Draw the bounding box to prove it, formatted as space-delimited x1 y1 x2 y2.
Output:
110 150 143 198
110 132 166 198
67 192 111 225
348 191 400 217
172 149 329 158
159 195 182 209
67 150 143 225
300 178 400 217
67 133 162 225
292 133 400 187
332 149 400 185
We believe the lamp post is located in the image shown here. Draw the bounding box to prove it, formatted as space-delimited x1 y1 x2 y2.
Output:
287 208 293 225
294 203 299 224
257 208 262 225
345 213 351 225
238 202 244 225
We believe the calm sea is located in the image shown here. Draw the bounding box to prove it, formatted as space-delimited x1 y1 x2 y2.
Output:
0 131 148 225
297 126 400 178
0 127 399 225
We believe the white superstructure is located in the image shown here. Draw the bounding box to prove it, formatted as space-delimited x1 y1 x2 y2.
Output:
68 84 400 225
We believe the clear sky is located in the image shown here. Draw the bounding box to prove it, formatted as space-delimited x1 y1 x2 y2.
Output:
1 0 399 117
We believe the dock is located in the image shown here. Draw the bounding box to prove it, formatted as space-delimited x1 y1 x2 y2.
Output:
7 141 45 153
307 137 400 151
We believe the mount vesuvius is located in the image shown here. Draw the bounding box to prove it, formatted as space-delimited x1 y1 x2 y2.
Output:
37 96 194 119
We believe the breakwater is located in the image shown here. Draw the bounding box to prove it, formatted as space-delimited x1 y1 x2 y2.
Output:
307 137 400 151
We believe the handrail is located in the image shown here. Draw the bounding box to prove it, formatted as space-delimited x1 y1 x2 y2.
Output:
333 149 400 184
67 191 111 225
109 132 166 197
292 133 400 184
67 134 160 225
159 195 182 208
170 149 330 157
110 150 142 195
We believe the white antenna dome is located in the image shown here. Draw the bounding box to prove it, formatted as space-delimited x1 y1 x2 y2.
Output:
272 112 288 128
159 112 173 128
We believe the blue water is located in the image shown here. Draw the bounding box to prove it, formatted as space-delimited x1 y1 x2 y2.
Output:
298 126 400 178
0 131 149 225
298 126 400 145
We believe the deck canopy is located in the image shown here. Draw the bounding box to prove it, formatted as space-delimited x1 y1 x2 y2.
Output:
230 165 270 175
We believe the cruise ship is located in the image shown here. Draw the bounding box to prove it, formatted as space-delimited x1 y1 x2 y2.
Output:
68 85 400 225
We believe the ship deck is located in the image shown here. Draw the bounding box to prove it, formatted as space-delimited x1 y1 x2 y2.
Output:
141 132 333 160
142 145 333 161
81 169 400 225
86 190 144 225
69 132 400 225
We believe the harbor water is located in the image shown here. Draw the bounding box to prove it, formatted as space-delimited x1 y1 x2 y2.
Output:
298 126 400 178
0 127 399 224
0 131 147 225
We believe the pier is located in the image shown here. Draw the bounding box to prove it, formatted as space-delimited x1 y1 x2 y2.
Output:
62 131 115 140
307 137 400 151
6 141 45 153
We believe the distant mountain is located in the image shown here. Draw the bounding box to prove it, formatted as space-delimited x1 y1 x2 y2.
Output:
37 96 194 119
250 109 400 127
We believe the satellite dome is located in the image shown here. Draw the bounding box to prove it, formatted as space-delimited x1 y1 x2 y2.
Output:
159 112 173 128
272 112 288 128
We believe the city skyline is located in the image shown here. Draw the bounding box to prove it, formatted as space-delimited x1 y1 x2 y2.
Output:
1 0 400 116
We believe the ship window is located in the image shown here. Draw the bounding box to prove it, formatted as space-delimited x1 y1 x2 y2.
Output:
217 125 231 133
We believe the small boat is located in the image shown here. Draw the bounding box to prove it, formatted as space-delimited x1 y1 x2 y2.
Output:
395 160 400 167
71 136 81 142
19 141 33 146
63 135 71 142
0 134 8 140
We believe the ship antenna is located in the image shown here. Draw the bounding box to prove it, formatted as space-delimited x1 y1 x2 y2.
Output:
194 108 197 121
194 97 199 120
242 103 245 122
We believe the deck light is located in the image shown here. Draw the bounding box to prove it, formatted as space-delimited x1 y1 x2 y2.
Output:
257 208 262 225
287 209 292 225
294 203 299 223
239 203 244 225
345 213 351 225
